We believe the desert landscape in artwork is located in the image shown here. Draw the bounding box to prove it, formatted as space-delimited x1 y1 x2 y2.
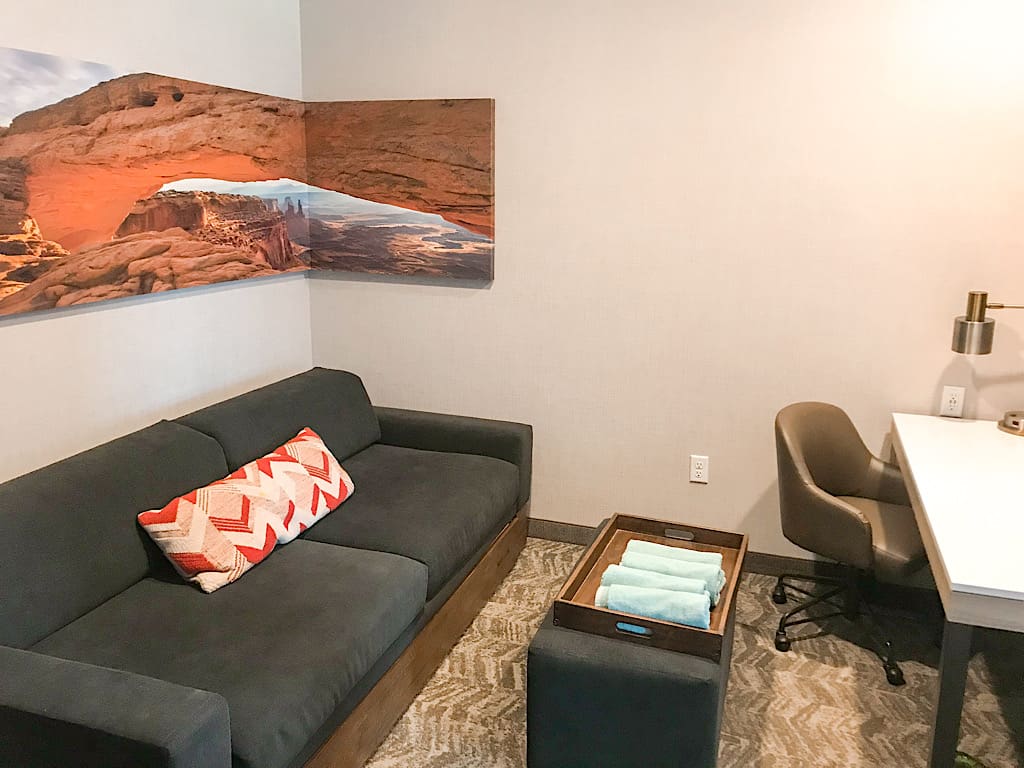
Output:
0 46 494 318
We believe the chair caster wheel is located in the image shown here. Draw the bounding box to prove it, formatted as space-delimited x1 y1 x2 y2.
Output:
774 631 791 652
884 663 905 687
771 583 788 605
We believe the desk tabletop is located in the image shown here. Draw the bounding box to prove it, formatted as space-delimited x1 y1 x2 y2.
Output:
892 413 1024 631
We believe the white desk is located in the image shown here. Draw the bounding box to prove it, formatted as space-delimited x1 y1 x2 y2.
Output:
891 413 1024 767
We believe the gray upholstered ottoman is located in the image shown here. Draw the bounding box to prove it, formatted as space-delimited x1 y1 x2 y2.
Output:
527 607 735 768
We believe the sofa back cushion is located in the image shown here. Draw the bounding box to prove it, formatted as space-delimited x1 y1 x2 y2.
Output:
177 368 381 470
0 420 229 648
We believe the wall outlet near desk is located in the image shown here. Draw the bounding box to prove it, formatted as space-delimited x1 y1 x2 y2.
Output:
939 385 966 418
689 454 709 483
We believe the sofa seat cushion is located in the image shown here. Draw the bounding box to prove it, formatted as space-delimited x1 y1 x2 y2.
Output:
32 540 428 768
301 444 519 598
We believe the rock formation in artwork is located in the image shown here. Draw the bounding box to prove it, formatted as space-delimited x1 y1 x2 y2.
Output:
0 158 69 300
0 65 494 315
304 99 494 237
0 227 297 316
0 158 29 233
0 188 310 316
282 196 308 242
116 191 302 271
0 74 307 252
0 73 494 255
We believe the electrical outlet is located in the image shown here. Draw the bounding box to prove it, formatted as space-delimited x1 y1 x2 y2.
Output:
689 455 709 484
940 385 965 418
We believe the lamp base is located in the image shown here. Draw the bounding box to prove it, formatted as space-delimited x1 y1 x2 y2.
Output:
997 411 1024 436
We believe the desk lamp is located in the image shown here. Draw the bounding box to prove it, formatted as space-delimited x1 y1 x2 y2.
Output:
951 290 1024 435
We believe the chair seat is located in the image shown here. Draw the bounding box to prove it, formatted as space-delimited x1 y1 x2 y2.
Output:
838 496 927 580
32 540 428 768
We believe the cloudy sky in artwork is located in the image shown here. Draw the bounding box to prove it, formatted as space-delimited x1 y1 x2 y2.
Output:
0 46 125 126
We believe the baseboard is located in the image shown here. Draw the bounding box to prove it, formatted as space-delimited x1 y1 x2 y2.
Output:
528 518 939 617
743 550 842 578
527 517 600 546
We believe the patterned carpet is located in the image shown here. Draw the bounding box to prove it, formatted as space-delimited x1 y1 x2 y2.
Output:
364 538 1024 768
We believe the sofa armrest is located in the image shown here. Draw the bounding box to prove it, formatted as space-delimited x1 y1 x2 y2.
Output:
374 406 533 509
0 645 230 768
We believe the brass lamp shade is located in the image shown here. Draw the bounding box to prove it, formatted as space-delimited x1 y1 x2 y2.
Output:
951 291 995 354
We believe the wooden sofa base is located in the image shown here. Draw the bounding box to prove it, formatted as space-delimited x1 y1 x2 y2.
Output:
306 508 529 768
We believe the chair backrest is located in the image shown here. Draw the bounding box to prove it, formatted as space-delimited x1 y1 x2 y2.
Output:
775 402 872 498
774 401 880 566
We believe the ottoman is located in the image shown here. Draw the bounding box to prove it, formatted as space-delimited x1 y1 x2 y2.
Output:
527 606 735 768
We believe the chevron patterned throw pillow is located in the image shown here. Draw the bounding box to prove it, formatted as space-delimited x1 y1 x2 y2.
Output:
138 428 353 592
270 427 355 542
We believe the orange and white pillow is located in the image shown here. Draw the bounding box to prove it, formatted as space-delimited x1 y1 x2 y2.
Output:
138 428 353 592
269 427 355 543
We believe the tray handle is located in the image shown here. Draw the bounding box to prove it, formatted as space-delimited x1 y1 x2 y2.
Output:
663 527 696 541
615 621 654 638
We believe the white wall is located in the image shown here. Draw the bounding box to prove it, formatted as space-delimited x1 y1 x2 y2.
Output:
302 0 1024 557
0 0 311 483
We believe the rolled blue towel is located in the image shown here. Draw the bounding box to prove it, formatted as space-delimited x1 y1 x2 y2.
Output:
600 564 707 596
595 584 710 610
606 584 711 630
625 539 723 569
620 551 726 606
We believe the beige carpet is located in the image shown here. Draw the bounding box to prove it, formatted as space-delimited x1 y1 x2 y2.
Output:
365 538 1024 768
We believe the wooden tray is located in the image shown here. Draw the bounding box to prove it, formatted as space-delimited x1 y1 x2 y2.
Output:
552 513 748 661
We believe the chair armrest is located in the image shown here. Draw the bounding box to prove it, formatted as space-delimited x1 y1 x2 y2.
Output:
782 481 875 570
0 645 230 768
859 457 911 507
374 406 533 509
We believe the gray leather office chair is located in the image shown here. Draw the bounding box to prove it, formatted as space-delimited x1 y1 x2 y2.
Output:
774 402 927 685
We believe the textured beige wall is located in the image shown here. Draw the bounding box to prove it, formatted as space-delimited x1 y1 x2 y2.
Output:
303 0 1024 556
0 0 312 483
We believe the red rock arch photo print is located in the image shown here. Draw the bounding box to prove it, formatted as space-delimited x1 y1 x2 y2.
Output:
0 46 494 318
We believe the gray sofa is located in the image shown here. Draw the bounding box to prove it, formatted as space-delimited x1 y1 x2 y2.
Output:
0 368 532 768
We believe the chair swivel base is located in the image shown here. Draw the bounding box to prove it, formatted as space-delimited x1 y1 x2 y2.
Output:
771 573 906 687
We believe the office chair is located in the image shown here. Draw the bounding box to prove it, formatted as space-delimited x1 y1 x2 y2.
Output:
774 402 927 686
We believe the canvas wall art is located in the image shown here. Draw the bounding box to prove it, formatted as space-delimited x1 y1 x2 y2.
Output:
0 46 494 318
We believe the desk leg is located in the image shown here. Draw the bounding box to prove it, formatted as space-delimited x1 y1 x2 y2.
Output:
929 620 973 767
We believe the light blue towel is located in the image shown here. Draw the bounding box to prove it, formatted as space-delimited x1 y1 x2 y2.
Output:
600 564 708 596
625 539 723 569
620 551 726 606
594 583 710 608
605 584 711 630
